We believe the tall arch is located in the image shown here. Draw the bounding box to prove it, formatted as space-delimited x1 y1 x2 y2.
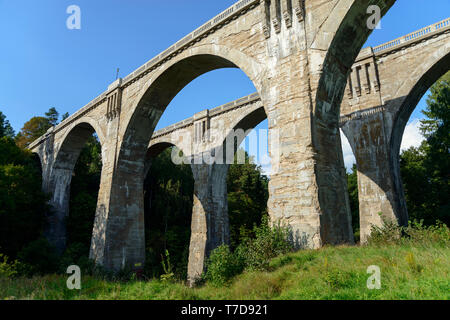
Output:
46 121 103 254
307 0 396 245
389 51 450 222
187 105 268 283
96 48 263 271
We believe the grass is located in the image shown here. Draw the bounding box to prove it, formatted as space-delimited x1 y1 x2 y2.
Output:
1 241 449 300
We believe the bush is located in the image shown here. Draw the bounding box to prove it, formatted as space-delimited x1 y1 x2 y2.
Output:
58 242 95 275
0 252 21 278
17 238 59 276
205 215 293 286
367 217 450 247
236 215 293 271
205 245 244 287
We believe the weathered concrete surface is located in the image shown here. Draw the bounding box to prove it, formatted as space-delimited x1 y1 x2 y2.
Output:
28 1 450 280
340 20 450 242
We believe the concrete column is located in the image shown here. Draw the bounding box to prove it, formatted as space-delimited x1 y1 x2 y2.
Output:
265 54 354 250
187 163 229 285
44 167 72 254
341 111 408 243
89 111 146 272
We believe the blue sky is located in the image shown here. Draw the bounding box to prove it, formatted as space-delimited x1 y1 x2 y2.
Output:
1 0 449 171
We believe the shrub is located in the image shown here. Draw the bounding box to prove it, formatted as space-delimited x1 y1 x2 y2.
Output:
367 216 402 246
0 252 21 278
160 250 175 282
205 245 244 287
236 215 293 271
367 216 450 247
17 238 59 276
58 242 95 275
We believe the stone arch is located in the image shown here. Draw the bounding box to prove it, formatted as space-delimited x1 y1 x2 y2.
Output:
31 151 44 180
145 140 192 177
100 47 263 271
389 50 450 222
54 117 106 158
46 121 104 253
120 46 263 168
213 105 268 241
313 0 396 121
186 105 268 283
302 0 396 246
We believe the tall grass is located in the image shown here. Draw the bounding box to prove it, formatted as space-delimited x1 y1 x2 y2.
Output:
1 221 448 300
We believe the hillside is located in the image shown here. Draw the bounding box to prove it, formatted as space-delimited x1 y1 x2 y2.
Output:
1 236 448 300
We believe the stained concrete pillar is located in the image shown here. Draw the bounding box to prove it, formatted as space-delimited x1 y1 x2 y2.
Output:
264 55 354 250
187 163 229 285
44 167 72 254
89 106 146 272
341 111 408 243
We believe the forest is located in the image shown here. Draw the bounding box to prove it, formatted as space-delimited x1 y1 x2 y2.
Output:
0 72 448 282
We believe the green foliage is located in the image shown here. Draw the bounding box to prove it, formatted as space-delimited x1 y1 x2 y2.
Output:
0 252 21 278
205 216 293 286
45 108 59 127
65 135 102 262
160 250 175 282
16 238 59 276
15 107 66 148
205 245 244 287
61 112 70 121
236 215 293 271
368 217 449 247
58 243 96 275
15 116 51 149
227 151 269 249
0 111 14 138
143 148 194 279
346 164 360 241
400 71 449 226
0 137 49 259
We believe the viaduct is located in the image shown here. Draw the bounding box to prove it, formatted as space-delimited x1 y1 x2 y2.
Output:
28 0 450 284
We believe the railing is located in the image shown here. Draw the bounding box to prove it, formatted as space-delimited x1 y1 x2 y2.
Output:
29 13 450 150
150 92 261 140
373 17 450 53
121 0 259 85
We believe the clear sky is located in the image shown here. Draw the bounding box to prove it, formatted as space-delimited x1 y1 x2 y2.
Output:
1 0 449 171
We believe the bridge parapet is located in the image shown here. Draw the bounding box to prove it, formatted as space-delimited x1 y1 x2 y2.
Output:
121 0 260 87
373 17 450 55
29 13 449 153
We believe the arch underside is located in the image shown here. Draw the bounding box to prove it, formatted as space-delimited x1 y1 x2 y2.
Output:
389 51 450 223
46 122 103 254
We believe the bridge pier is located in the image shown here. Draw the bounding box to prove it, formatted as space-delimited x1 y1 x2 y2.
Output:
187 163 230 285
264 58 354 249
44 167 72 254
341 111 408 243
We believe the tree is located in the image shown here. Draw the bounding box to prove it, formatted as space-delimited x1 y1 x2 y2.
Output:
65 135 102 261
0 136 50 259
15 117 51 149
45 108 59 127
0 111 14 138
347 164 360 241
15 107 65 149
227 150 269 249
400 71 449 225
62 112 70 121
143 148 194 278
